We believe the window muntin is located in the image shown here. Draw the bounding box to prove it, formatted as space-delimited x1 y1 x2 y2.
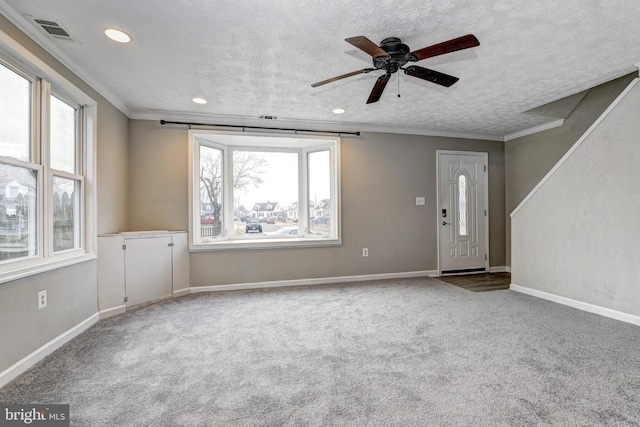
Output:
191 131 340 249
0 63 31 162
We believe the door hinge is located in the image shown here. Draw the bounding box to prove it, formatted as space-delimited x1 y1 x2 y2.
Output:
484 209 487 216
485 254 487 261
123 296 128 303
122 244 126 250
484 165 487 172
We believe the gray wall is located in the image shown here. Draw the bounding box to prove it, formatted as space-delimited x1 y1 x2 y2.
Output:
505 73 636 266
128 121 506 286
511 78 640 316
0 17 129 373
128 121 188 231
0 262 97 370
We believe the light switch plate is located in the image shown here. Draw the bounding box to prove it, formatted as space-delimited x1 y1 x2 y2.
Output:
416 197 426 206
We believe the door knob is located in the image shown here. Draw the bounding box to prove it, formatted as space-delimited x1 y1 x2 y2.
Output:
442 221 450 226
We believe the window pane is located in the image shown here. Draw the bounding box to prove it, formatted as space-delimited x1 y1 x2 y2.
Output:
53 176 80 251
0 64 31 162
234 151 298 239
458 174 468 236
0 163 37 261
199 146 224 241
50 95 77 173
309 150 331 237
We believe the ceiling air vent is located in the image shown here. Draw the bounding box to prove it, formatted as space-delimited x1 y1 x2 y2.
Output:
33 18 76 42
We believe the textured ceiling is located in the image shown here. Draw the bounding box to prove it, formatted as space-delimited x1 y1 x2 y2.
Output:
2 0 639 140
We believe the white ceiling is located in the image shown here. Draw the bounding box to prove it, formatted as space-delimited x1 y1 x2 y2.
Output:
2 0 639 140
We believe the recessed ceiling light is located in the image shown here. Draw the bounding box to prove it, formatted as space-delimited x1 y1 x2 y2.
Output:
332 108 346 114
104 28 132 43
192 97 207 105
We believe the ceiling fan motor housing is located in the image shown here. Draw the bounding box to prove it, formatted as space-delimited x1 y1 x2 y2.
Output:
374 37 410 74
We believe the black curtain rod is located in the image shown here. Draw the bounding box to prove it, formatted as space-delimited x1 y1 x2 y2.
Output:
160 120 360 136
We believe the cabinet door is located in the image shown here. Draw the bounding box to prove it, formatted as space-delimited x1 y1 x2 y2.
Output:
124 236 173 307
171 233 190 294
97 236 126 310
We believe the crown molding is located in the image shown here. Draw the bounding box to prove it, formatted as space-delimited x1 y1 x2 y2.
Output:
501 119 565 142
3 3 581 143
0 3 131 116
130 109 503 141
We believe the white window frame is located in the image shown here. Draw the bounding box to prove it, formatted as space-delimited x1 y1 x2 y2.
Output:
188 129 341 251
0 29 96 284
47 90 85 254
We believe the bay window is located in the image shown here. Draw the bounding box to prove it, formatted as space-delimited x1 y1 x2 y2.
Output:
189 130 340 250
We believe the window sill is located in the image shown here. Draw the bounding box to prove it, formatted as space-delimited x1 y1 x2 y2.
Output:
189 237 342 252
0 252 97 285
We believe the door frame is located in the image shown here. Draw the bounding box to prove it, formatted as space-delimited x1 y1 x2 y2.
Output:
436 150 490 275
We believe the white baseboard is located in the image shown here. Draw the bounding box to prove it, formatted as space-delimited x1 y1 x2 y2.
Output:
510 283 640 327
188 270 440 293
99 305 126 319
489 266 509 273
173 288 191 298
0 312 99 389
97 271 439 312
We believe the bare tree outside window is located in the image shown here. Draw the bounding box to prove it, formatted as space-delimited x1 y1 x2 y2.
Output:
199 148 268 238
233 152 268 190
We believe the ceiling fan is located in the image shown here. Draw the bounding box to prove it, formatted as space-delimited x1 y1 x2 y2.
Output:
311 34 480 104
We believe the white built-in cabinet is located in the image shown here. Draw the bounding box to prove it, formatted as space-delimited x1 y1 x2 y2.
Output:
97 231 189 317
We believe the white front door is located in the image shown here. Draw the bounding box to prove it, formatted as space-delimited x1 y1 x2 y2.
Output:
437 151 488 274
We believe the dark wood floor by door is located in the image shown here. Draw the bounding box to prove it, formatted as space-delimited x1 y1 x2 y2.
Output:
436 272 511 292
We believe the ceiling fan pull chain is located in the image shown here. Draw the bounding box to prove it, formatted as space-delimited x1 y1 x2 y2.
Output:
397 72 401 98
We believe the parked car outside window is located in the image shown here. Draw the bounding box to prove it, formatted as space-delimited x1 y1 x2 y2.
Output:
201 216 215 224
245 217 262 233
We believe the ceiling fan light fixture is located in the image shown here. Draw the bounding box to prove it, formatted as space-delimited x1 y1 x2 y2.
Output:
104 28 132 43
192 97 207 105
332 108 346 114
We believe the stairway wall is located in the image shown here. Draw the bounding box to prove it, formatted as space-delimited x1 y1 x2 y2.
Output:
511 78 640 317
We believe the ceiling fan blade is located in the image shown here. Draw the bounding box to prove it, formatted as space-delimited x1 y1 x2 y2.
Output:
311 69 375 87
345 36 389 58
366 74 391 104
407 34 480 62
404 66 459 87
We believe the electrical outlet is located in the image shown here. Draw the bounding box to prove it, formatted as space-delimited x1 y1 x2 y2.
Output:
38 290 47 310
362 248 369 257
416 196 426 206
